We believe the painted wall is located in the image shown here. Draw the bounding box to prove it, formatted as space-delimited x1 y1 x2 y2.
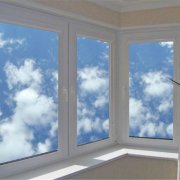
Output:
29 0 180 29
68 156 177 179
30 0 120 28
120 6 180 28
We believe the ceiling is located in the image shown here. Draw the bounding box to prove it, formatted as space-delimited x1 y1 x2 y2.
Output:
87 0 180 12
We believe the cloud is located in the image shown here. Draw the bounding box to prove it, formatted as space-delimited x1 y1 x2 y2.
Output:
77 65 109 143
129 97 173 138
4 59 42 90
159 41 173 49
14 88 57 126
78 66 108 93
158 99 173 113
77 118 109 137
0 59 57 163
166 123 173 137
141 71 172 98
100 52 109 61
94 96 108 108
77 97 109 139
37 139 51 154
0 119 35 162
52 71 58 95
0 32 25 49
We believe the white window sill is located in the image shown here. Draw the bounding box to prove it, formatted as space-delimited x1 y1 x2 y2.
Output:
8 145 178 180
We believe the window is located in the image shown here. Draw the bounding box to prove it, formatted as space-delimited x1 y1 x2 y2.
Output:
0 22 59 164
0 4 69 178
77 36 110 145
0 4 116 178
129 41 174 140
119 29 179 149
69 24 116 156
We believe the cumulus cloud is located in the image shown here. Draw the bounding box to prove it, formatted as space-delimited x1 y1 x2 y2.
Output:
0 32 25 49
78 66 108 93
94 96 108 108
100 52 109 61
141 71 172 98
159 41 174 49
0 119 35 162
14 88 57 126
158 99 173 113
77 66 109 142
77 118 109 137
37 139 51 154
129 97 173 138
0 59 57 163
4 59 42 90
166 123 173 137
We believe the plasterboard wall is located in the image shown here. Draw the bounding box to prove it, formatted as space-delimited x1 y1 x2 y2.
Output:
30 0 120 28
28 0 180 29
120 6 180 28
68 156 177 179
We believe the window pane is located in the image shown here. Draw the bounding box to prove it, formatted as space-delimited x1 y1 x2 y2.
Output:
77 36 110 145
0 22 58 164
129 41 174 139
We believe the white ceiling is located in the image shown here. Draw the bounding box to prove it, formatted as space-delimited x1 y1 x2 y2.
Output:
87 0 180 12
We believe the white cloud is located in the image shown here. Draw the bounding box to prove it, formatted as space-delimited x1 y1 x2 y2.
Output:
0 59 58 163
166 123 173 137
138 122 167 138
78 66 108 93
0 32 25 49
130 97 173 138
77 118 109 136
77 66 109 142
100 52 109 61
50 121 58 138
0 120 35 162
159 41 173 49
103 119 109 132
4 59 42 90
94 96 108 108
14 88 57 126
52 71 58 95
37 139 51 154
141 71 172 98
158 99 173 113
129 98 150 129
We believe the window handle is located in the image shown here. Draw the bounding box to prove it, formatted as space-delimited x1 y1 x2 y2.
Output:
62 87 68 103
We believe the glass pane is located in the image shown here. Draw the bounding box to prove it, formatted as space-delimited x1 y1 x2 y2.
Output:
0 22 58 164
77 36 110 145
129 41 174 139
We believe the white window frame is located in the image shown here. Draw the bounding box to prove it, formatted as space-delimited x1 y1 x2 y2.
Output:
118 27 180 150
0 3 69 178
68 22 117 157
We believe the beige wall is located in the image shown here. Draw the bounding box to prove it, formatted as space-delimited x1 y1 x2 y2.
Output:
68 156 177 179
120 6 180 28
30 0 120 28
29 0 180 29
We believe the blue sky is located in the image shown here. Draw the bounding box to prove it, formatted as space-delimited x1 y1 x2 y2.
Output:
129 41 174 139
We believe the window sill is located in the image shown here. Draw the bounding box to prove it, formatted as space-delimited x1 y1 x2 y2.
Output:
8 145 178 180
